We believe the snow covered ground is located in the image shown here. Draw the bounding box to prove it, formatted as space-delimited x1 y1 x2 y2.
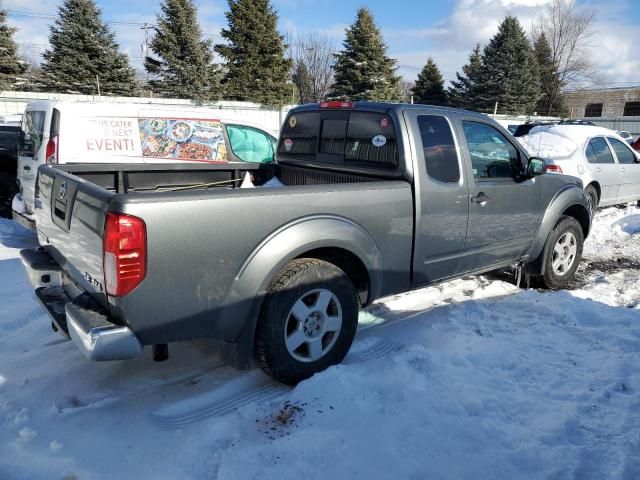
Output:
1 207 640 480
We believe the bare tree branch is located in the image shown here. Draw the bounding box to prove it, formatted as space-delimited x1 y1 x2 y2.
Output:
289 33 336 103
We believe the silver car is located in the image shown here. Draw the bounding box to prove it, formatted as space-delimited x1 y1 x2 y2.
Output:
521 125 640 212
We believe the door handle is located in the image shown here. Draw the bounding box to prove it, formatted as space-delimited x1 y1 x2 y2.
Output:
471 193 490 205
23 166 31 171
595 167 602 173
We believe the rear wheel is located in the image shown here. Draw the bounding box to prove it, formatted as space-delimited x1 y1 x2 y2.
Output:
585 184 599 217
255 259 358 385
539 216 584 289
0 173 17 219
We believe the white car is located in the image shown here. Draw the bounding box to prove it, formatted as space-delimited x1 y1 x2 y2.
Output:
519 125 640 212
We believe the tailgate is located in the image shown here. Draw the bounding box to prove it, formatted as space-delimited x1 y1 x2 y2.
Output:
36 165 113 308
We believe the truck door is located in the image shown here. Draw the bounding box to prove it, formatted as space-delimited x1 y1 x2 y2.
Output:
458 119 541 272
17 109 48 213
405 110 470 284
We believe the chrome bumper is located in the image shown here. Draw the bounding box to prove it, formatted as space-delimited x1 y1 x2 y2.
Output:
20 248 143 362
12 209 36 231
66 303 143 361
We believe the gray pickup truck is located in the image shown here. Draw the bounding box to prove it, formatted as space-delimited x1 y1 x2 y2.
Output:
20 102 591 385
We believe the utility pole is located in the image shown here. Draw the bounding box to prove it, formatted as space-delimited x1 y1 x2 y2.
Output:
141 23 151 80
96 75 101 96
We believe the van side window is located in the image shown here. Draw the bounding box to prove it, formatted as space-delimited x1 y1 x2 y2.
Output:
608 137 636 164
226 125 275 163
20 111 46 158
462 121 520 180
587 138 614 164
417 115 460 183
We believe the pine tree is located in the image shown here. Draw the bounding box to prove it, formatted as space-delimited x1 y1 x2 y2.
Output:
412 58 447 106
330 8 401 101
448 44 483 109
215 0 292 106
476 16 540 114
534 32 566 116
146 0 220 101
292 60 314 104
0 7 28 91
41 0 138 96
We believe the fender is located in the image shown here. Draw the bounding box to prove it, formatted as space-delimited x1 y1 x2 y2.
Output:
217 214 383 367
526 181 591 275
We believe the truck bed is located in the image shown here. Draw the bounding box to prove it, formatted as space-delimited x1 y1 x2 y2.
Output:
34 161 414 352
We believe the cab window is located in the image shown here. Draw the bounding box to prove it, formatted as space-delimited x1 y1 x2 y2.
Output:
462 121 521 179
417 115 460 183
226 125 275 163
608 137 636 165
586 138 615 164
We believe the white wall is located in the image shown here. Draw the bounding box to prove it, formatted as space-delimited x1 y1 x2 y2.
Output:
0 91 294 135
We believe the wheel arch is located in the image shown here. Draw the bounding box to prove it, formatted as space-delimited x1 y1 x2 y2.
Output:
526 185 591 276
218 215 382 368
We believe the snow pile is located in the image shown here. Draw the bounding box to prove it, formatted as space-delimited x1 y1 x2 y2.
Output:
517 130 578 158
1 209 640 479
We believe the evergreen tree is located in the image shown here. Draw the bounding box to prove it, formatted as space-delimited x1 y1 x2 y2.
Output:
412 57 447 106
146 0 220 101
292 60 314 104
216 0 292 106
330 8 401 101
0 7 28 91
448 44 483 109
41 0 138 96
476 16 540 114
534 32 566 116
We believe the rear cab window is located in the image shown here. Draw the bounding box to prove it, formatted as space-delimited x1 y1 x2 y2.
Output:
278 110 399 171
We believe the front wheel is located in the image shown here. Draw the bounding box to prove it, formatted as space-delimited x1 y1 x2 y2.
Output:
539 216 584 289
255 259 359 385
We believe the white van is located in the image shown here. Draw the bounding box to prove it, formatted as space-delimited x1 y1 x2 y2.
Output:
14 101 279 229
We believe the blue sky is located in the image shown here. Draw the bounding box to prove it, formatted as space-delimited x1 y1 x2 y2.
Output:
5 0 640 86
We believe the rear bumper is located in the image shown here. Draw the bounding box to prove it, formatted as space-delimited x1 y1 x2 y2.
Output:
12 209 36 231
20 248 143 361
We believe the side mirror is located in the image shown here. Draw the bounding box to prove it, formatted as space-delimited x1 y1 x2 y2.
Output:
527 157 546 176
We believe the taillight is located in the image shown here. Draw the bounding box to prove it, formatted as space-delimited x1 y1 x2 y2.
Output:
46 136 58 164
103 213 146 297
545 164 563 174
319 101 353 109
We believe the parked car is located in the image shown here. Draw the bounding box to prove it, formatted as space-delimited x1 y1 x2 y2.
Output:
0 125 21 217
13 100 278 230
519 124 640 212
617 130 634 144
20 102 591 385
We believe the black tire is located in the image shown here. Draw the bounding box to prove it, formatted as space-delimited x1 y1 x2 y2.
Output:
255 258 358 385
0 172 17 219
584 184 598 217
539 216 584 289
